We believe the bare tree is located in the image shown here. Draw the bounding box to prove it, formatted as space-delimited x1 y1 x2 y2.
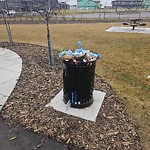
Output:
30 0 69 66
0 0 13 46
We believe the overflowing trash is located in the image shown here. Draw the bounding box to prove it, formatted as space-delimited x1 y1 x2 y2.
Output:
58 41 100 63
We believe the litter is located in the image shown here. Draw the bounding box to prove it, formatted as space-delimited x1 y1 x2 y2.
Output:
58 41 101 63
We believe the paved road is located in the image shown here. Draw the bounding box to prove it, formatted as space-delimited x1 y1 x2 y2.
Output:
0 116 68 150
64 11 150 19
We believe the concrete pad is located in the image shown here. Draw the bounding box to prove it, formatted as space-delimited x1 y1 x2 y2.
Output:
0 59 20 68
0 69 20 85
0 48 9 55
0 78 18 96
0 48 20 61
106 26 150 34
0 94 8 110
45 89 106 122
0 48 22 111
4 63 22 73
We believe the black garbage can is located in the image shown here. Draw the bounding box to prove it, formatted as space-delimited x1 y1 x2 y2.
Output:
63 60 96 108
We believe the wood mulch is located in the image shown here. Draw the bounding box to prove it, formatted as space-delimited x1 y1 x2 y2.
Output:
0 42 142 150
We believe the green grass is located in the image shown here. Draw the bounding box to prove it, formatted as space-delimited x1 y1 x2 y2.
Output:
0 23 150 149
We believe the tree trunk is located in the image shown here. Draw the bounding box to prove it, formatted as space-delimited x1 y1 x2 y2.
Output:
2 13 13 46
46 18 54 66
4 0 13 46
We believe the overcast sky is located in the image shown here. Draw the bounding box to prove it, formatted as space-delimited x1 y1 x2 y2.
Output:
61 0 112 6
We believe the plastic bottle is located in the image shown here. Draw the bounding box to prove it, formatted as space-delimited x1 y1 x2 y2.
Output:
66 50 73 55
77 41 82 49
58 48 66 57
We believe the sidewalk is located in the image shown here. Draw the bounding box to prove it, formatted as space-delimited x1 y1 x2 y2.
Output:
0 47 22 111
0 47 69 150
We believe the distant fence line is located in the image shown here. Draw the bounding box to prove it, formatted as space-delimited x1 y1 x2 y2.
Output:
0 11 150 24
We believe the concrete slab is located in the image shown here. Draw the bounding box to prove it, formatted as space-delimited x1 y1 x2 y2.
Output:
0 69 20 85
0 51 21 68
0 78 18 96
45 89 106 122
0 59 20 68
0 51 18 59
0 48 9 55
4 63 22 73
0 94 8 110
0 48 22 111
106 26 150 34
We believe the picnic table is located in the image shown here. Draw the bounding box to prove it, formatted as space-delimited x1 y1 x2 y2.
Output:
123 18 146 30
130 18 143 30
130 23 137 30
130 18 143 24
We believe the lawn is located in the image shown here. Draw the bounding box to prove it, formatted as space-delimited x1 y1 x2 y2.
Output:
0 23 150 149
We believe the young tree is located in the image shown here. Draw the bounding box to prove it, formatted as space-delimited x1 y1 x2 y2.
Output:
0 0 13 46
30 0 69 66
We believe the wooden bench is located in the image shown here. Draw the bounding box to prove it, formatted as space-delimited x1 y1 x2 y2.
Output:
123 22 129 25
131 24 137 30
138 22 146 26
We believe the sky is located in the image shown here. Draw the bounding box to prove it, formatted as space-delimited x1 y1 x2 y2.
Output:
61 0 113 6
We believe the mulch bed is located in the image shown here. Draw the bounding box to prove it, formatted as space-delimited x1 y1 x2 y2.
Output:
0 42 141 150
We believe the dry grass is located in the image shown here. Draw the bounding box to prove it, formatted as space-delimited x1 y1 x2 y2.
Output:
0 23 150 149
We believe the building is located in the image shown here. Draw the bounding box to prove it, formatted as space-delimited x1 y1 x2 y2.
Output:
142 0 150 8
0 0 70 12
20 0 32 12
0 0 5 9
58 2 70 10
77 0 102 10
93 0 102 9
112 0 143 9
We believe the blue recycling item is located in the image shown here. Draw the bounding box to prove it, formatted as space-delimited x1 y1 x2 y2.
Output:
75 49 83 54
75 92 77 102
77 41 82 49
72 92 77 104
97 53 101 59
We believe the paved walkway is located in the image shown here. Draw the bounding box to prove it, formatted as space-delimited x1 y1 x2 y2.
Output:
0 116 68 150
0 48 22 111
0 48 69 150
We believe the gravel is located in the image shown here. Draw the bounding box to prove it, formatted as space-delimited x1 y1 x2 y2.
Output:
0 42 142 150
